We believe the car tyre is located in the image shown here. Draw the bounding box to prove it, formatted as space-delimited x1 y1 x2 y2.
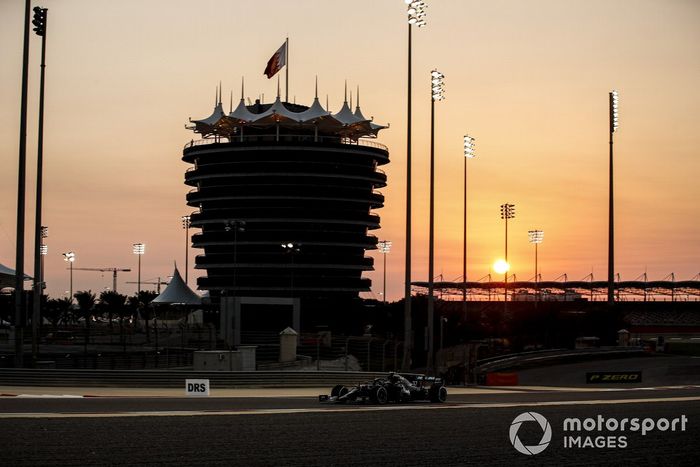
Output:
371 386 388 404
430 385 447 403
330 385 345 397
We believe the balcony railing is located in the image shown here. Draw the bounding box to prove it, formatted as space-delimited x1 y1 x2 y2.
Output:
183 134 388 152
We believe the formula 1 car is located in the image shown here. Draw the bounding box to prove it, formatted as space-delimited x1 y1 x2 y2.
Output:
319 372 447 404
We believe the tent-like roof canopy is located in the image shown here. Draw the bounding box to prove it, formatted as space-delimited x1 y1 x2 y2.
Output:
152 265 201 305
0 263 32 290
187 82 388 142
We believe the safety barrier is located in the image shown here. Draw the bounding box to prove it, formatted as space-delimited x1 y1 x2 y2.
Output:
0 368 390 388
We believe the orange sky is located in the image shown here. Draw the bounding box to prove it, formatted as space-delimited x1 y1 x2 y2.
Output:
1 0 699 301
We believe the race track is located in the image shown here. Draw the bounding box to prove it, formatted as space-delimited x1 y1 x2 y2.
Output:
1 386 698 466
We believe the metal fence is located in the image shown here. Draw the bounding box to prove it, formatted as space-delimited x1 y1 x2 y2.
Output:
2 326 403 372
0 368 392 388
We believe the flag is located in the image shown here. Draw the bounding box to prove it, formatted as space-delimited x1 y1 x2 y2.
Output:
264 42 287 79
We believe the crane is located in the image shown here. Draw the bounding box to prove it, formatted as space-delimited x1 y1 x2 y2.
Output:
71 267 131 293
126 277 169 294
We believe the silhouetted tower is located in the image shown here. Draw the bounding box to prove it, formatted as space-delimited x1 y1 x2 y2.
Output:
183 83 389 312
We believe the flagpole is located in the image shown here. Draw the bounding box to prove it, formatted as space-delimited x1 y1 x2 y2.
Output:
285 37 289 103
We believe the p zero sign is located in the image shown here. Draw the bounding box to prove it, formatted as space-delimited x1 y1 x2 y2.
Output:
185 379 210 396
586 372 642 384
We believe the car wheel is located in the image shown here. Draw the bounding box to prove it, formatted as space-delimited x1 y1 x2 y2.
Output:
372 386 388 404
331 385 345 397
430 385 447 403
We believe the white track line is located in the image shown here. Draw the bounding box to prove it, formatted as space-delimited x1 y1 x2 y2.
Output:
1 396 699 419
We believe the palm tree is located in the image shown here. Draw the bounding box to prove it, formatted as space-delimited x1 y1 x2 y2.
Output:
129 290 158 344
44 297 72 330
100 291 128 350
74 290 96 354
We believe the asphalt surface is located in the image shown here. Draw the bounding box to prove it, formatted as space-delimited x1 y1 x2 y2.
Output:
1 386 699 466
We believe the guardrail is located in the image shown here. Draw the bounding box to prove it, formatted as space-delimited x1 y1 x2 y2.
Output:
0 369 392 388
475 347 647 373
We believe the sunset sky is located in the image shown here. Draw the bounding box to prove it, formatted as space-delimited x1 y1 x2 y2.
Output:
1 0 698 301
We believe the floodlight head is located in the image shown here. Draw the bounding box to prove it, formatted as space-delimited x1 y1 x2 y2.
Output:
63 251 75 262
528 229 544 244
407 0 427 26
463 135 476 158
40 245 48 256
610 90 619 133
379 240 392 253
132 243 145 255
41 226 49 238
500 203 515 219
431 69 445 101
32 7 47 37
182 215 191 228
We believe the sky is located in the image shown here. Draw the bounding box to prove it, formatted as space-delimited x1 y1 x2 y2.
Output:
1 0 699 301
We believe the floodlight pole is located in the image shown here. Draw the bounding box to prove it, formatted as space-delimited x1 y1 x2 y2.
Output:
607 91 617 306
14 0 32 368
379 241 391 305
500 204 515 313
133 244 145 295
505 213 509 305
182 215 191 285
462 135 475 320
31 7 48 365
63 252 75 302
383 247 388 305
427 81 435 374
535 242 539 299
402 0 427 371
69 259 73 299
427 69 443 375
227 220 245 299
402 22 413 372
528 230 543 303
462 150 467 316
138 254 141 294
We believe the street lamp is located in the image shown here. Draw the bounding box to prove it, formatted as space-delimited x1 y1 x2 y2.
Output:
63 251 75 301
462 135 475 316
500 203 515 305
608 90 619 305
426 68 445 374
402 0 428 371
439 316 447 355
133 243 145 295
281 242 301 297
181 215 191 285
378 240 392 304
31 6 48 365
225 220 246 298
528 230 544 301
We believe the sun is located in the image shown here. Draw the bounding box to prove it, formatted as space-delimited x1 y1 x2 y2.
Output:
493 259 510 274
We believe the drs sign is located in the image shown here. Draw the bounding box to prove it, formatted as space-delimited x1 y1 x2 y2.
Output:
186 379 210 396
